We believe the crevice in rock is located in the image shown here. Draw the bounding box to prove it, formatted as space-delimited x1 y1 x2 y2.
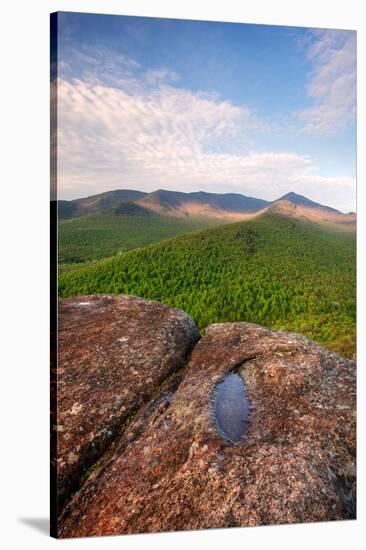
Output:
330 469 356 518
58 336 200 521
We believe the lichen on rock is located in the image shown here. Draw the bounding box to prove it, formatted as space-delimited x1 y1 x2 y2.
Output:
53 294 200 514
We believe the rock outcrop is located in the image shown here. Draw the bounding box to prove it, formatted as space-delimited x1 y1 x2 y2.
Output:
53 295 199 513
55 296 356 538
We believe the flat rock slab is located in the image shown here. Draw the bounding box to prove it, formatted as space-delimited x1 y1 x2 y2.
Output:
54 295 199 512
59 321 356 537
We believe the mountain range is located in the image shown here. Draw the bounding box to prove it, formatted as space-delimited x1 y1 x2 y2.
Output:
59 188 356 227
58 188 356 265
57 187 356 358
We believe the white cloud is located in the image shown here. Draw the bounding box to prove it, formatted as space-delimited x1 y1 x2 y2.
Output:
58 77 264 187
298 29 356 136
57 75 355 212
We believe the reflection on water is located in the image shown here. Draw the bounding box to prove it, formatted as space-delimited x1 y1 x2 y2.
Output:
212 373 249 444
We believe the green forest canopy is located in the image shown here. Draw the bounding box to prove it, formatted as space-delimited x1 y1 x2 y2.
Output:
59 213 356 358
58 208 218 264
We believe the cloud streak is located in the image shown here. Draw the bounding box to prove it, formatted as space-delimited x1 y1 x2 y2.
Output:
298 29 356 136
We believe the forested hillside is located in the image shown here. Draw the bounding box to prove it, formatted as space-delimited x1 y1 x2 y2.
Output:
58 208 217 263
59 213 356 358
58 190 355 264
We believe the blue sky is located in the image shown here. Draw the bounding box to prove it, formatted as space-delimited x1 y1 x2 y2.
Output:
55 12 356 211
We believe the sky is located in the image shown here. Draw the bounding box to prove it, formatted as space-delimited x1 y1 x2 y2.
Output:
54 12 356 212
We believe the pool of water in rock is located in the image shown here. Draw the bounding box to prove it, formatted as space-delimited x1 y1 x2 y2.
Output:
212 373 250 444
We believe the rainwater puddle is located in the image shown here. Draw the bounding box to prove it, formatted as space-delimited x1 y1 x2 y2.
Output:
212 373 250 444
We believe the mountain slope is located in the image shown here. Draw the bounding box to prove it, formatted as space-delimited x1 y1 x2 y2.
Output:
270 193 356 229
58 189 270 263
59 212 356 358
58 206 217 264
138 189 269 219
277 191 339 212
59 190 148 219
58 200 80 220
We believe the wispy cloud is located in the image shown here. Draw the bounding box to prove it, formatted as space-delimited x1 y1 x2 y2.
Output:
298 29 356 136
57 54 268 194
57 46 355 211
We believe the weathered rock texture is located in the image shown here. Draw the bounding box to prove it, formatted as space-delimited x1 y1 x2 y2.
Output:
57 311 356 538
54 295 199 512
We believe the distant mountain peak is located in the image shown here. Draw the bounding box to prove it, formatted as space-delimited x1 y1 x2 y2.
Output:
280 191 306 200
276 191 339 213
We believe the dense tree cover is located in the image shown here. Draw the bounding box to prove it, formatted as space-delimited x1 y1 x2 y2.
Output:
58 210 218 263
59 213 356 358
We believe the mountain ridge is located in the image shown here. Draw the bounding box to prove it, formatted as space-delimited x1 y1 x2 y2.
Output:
276 191 341 214
58 188 355 230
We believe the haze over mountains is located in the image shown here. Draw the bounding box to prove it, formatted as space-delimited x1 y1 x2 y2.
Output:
59 188 356 227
